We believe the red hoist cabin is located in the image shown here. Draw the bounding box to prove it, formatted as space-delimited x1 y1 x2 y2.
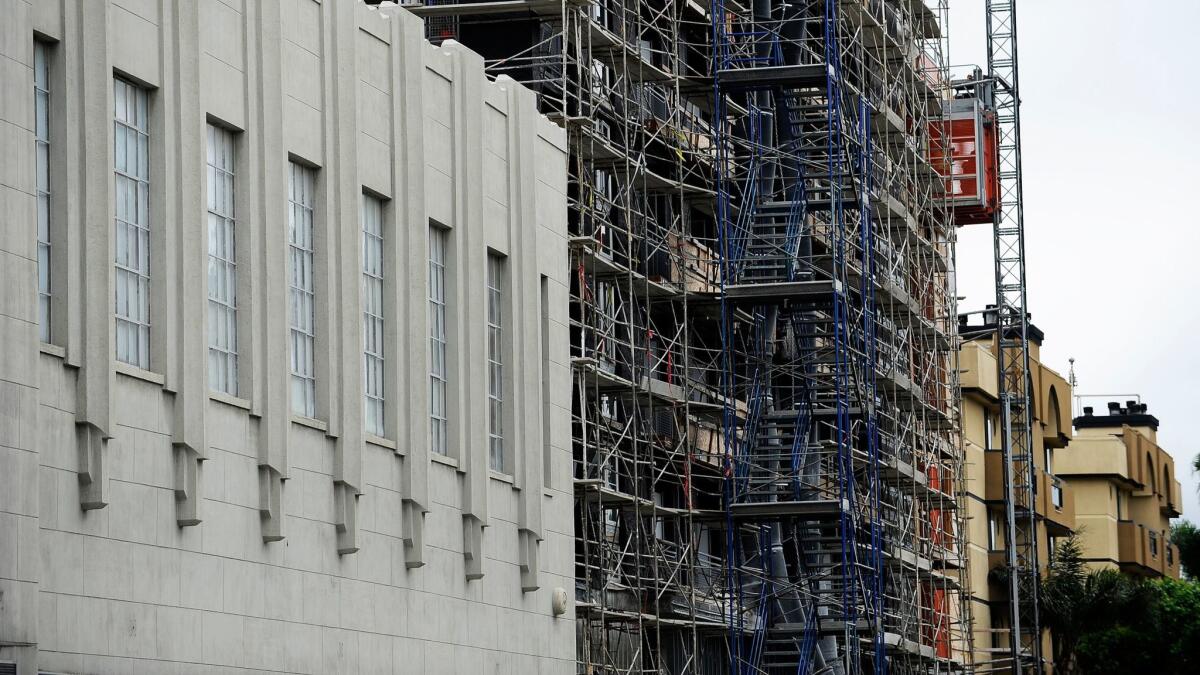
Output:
930 72 1001 226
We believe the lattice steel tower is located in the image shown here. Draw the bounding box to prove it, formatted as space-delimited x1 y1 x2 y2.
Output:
987 0 1042 672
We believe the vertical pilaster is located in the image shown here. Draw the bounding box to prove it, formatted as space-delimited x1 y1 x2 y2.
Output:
394 9 429 569
253 0 289 542
329 0 363 555
168 0 207 527
74 0 114 511
444 40 489 581
501 76 545 592
0 4 41 671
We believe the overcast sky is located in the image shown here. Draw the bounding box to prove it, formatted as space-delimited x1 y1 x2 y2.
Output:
946 0 1200 523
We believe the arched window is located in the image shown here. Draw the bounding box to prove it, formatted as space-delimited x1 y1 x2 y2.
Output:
1147 452 1156 494
1044 385 1062 439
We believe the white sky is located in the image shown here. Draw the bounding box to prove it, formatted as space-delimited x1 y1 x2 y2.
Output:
946 0 1200 523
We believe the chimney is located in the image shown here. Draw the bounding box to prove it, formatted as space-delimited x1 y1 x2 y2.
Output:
983 304 998 326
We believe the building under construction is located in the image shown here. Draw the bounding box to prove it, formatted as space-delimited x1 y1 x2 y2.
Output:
407 1 971 672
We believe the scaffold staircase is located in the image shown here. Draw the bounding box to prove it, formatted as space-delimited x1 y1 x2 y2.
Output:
713 1 882 673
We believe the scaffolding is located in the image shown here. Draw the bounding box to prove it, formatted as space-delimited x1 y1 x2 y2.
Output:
404 1 970 673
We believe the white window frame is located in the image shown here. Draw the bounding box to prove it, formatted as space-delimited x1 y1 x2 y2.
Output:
428 226 448 456
206 124 238 395
35 42 51 343
288 162 317 417
487 253 506 472
113 77 151 368
362 194 385 436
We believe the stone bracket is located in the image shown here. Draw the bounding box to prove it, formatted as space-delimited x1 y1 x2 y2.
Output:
76 422 109 510
463 514 485 580
173 444 203 526
258 465 285 542
401 499 427 568
334 481 360 555
518 528 541 592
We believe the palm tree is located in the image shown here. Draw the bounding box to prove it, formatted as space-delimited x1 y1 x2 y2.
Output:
1041 533 1087 674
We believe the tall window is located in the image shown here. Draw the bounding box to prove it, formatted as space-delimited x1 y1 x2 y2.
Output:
428 227 448 455
34 43 50 342
487 254 505 472
206 124 237 394
114 77 150 368
288 162 316 417
361 195 385 436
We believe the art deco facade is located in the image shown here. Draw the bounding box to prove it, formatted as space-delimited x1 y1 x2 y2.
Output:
0 1 574 673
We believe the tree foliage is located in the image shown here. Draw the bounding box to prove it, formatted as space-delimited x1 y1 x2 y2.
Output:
1036 532 1200 674
1171 520 1200 579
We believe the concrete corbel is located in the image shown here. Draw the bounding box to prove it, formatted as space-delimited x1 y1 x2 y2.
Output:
77 422 109 510
258 465 285 542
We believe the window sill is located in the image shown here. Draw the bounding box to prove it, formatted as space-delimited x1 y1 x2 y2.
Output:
116 361 166 386
431 452 459 470
489 470 515 485
291 415 328 433
366 434 398 452
209 390 251 411
40 342 67 359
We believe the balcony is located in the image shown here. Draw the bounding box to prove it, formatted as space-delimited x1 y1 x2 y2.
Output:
959 341 998 402
1117 520 1146 571
1116 520 1180 578
1055 432 1139 486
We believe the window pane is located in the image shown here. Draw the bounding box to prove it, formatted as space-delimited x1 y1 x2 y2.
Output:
486 254 505 472
35 43 51 343
428 227 448 455
113 78 150 368
288 162 316 417
206 125 238 395
361 195 385 436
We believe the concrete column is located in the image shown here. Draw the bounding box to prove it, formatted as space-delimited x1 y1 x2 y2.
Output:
0 2 40 672
393 8 429 569
328 0 363 555
73 0 115 512
444 41 489 580
502 75 545 592
168 0 208 527
251 0 289 542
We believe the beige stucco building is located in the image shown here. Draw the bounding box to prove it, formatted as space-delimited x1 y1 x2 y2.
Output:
1057 401 1181 579
959 316 1075 670
959 315 1183 671
0 1 575 673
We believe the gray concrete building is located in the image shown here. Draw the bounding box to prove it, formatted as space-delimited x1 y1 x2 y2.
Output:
0 1 574 673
